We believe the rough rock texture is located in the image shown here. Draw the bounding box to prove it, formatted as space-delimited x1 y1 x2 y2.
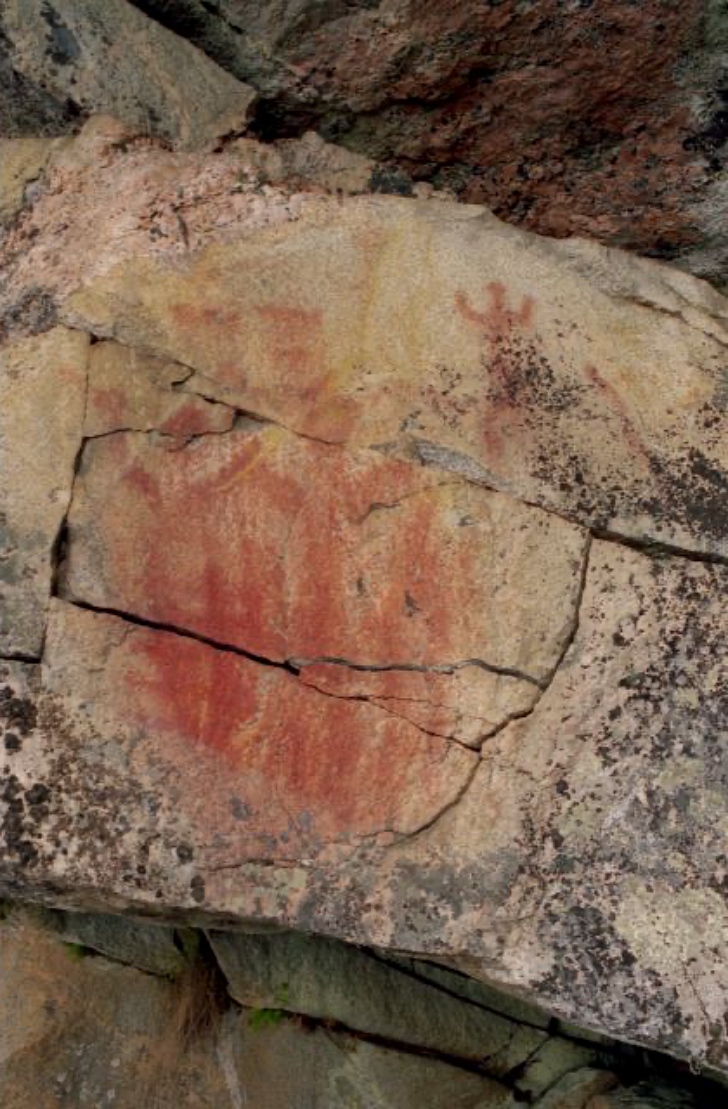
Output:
0 124 727 1088
4 1 728 282
1 905 721 1108
0 0 256 148
0 328 88 658
1 910 530 1109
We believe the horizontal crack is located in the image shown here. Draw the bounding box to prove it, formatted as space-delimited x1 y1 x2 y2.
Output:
295 656 543 687
0 651 41 664
57 600 509 746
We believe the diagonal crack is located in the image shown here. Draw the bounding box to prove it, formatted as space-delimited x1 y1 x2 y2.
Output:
58 597 301 676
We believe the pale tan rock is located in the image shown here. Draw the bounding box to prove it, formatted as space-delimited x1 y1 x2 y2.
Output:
0 0 256 150
0 328 88 657
299 662 539 748
85 340 234 439
0 138 56 225
0 145 713 554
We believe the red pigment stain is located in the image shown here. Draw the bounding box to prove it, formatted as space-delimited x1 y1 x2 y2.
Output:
121 625 455 843
127 632 256 760
157 400 229 439
455 281 535 332
101 432 301 659
286 476 472 663
171 303 242 332
455 280 537 462
89 385 128 428
256 304 324 379
584 364 650 466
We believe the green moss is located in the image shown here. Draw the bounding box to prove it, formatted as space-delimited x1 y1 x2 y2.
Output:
248 1007 286 1031
62 941 89 961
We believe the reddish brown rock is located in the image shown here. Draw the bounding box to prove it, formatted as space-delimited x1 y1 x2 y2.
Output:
41 600 478 860
129 0 728 284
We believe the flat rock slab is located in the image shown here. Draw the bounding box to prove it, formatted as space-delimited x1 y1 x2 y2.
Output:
0 131 727 1075
0 328 88 658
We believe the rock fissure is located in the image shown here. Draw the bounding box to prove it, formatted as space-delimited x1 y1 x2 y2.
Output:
42 337 91 659
55 597 302 676
55 596 531 752
295 656 543 687
294 676 479 751
364 948 554 1038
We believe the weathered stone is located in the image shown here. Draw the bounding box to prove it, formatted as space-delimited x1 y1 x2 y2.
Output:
0 27 82 139
0 911 226 1107
0 910 518 1108
534 1068 619 1109
0 0 255 149
0 133 727 1081
210 929 547 1072
1 143 721 555
65 422 584 682
225 1019 516 1109
0 138 58 225
37 599 478 861
128 0 728 285
516 1039 607 1102
57 911 188 978
85 340 234 439
0 328 88 657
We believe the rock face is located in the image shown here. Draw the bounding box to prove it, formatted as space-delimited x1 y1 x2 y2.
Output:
0 123 726 1085
4 1 728 283
0 0 255 148
0 904 718 1108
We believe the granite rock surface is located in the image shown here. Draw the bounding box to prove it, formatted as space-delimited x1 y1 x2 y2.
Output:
4 1 728 283
0 125 726 1080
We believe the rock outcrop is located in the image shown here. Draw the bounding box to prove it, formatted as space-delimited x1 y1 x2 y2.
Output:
3 2 728 284
1 121 726 1094
0 903 720 1108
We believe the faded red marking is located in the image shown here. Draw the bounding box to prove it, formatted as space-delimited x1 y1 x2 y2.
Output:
585 364 650 465
82 426 479 666
455 281 535 333
171 302 242 332
89 385 127 427
128 632 257 759
256 304 324 378
94 432 300 660
455 280 537 462
125 464 162 502
157 400 231 440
